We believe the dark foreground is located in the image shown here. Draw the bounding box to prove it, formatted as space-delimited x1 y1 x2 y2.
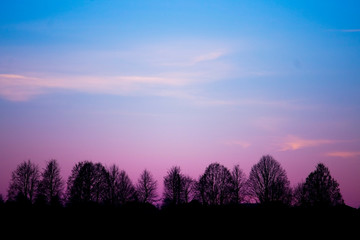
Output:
1 203 359 237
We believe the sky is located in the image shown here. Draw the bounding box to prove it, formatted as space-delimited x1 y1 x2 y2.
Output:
0 0 359 207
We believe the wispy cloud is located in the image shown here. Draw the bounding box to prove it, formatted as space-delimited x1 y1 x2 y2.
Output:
160 50 226 67
279 135 336 151
0 74 32 79
192 50 225 64
326 151 360 158
0 43 231 101
0 73 306 110
0 73 194 101
0 74 45 101
156 91 303 109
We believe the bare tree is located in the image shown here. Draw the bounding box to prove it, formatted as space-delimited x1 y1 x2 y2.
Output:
117 169 137 204
163 166 183 205
66 161 109 204
93 163 110 203
298 163 344 207
106 164 121 205
38 159 64 205
66 162 84 204
136 169 158 204
197 163 234 205
293 182 306 206
7 160 40 203
101 164 137 205
247 155 291 205
182 175 196 204
231 165 247 204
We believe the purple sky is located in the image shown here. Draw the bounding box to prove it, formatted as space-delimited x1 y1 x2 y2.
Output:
0 0 360 207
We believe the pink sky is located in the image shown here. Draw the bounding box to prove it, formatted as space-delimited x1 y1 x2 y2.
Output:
1 1 360 208
1 117 359 207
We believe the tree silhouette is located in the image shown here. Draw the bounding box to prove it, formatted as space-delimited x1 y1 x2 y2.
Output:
136 169 158 204
37 159 64 205
66 161 109 204
247 155 291 205
297 163 344 207
293 182 306 206
197 163 234 205
163 166 183 205
182 175 196 204
3 156 353 212
106 164 121 205
7 160 40 203
115 168 137 205
231 165 247 204
94 163 110 203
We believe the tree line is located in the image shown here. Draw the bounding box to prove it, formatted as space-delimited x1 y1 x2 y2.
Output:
2 155 345 208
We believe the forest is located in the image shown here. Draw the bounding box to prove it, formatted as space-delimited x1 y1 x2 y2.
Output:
1 155 359 235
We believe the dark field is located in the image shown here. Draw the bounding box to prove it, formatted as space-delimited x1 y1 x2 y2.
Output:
1 203 359 238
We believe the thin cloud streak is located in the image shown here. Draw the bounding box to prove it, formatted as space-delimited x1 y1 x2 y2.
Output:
159 50 226 67
0 73 191 101
0 73 305 111
327 151 360 158
279 135 337 151
192 50 225 64
157 90 304 110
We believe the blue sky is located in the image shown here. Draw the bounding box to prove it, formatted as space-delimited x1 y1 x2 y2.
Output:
0 0 360 207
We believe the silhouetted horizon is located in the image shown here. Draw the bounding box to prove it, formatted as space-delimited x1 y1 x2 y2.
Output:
1 0 360 215
2 155 357 210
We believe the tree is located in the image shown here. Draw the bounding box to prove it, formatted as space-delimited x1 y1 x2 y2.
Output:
106 164 121 205
231 165 247 204
293 182 306 206
7 160 40 203
136 169 158 204
298 163 344 207
37 159 64 205
182 175 196 204
116 169 137 204
247 155 291 205
92 163 110 203
66 161 109 204
197 163 234 205
163 166 183 205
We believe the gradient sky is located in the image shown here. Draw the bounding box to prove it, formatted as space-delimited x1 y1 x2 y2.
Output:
0 0 360 207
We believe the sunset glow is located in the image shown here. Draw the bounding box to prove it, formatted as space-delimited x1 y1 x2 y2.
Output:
0 0 359 208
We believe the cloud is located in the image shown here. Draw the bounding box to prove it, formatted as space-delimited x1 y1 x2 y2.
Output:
0 74 45 101
192 51 225 64
0 45 229 102
326 151 360 158
159 50 226 67
155 90 303 110
0 73 306 110
0 74 31 79
0 73 194 101
279 135 336 151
